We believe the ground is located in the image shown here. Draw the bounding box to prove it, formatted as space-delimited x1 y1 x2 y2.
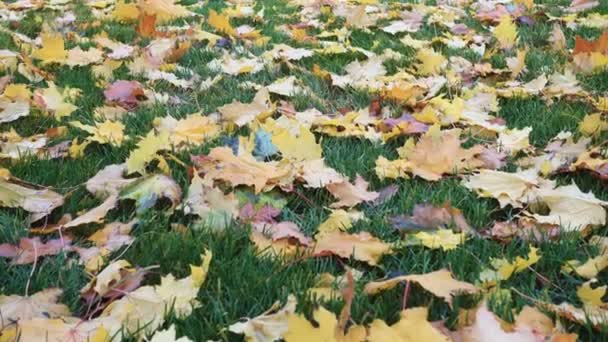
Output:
0 0 608 341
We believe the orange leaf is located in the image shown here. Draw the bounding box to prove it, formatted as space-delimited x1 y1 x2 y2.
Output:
137 13 158 38
573 31 608 55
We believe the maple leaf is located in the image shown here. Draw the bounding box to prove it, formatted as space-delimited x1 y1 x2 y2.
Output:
529 181 607 230
494 15 518 50
70 120 126 146
208 9 236 36
228 295 297 341
192 147 292 193
218 87 273 127
414 48 447 76
313 231 392 266
364 269 478 306
390 202 474 234
103 80 145 110
577 280 607 307
317 209 365 235
0 289 71 327
0 237 72 265
0 96 29 123
125 131 170 175
572 31 608 72
119 173 182 213
33 82 79 120
368 307 450 341
181 172 239 230
31 32 67 64
153 113 220 148
294 158 342 188
112 1 140 22
269 125 322 161
0 172 64 220
66 47 104 67
138 0 191 23
463 169 539 208
376 126 487 181
326 175 379 208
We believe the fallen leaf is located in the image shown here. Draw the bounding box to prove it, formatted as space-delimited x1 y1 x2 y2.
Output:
0 289 71 327
326 175 379 208
365 269 478 306
313 231 392 266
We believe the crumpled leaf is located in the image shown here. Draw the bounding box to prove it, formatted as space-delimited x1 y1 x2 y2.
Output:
529 181 608 230
463 169 538 208
181 172 238 230
390 203 474 234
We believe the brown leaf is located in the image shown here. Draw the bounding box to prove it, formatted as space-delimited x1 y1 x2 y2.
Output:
390 203 475 234
312 231 392 266
326 175 379 208
103 80 146 110
0 237 72 265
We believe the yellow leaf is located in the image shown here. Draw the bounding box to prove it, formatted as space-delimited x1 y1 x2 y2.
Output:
284 307 337 342
413 230 466 251
112 1 139 21
364 269 478 306
32 33 67 64
414 48 446 76
70 120 126 146
208 9 236 36
126 130 170 175
577 280 607 307
494 16 518 50
368 308 450 342
272 126 322 161
579 113 608 136
317 209 364 235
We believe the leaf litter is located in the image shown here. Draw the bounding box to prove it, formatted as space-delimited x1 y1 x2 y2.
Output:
0 0 606 340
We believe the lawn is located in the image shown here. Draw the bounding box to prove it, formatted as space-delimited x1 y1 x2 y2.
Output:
0 0 608 341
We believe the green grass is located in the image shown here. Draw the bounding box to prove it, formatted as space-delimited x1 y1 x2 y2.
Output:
1 0 608 341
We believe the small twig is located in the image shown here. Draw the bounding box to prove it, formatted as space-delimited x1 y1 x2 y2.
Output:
24 241 38 297
292 189 322 209
401 280 411 311
527 266 566 294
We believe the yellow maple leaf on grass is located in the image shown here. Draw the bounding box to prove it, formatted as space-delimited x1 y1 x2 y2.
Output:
494 16 518 50
33 82 80 120
32 33 67 64
208 9 236 36
479 247 540 286
126 131 170 175
70 120 126 146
